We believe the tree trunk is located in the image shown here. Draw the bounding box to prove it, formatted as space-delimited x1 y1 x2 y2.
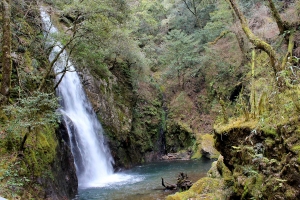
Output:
250 49 256 118
38 14 80 92
182 0 202 28
281 29 295 69
1 0 12 104
228 0 280 75
20 132 29 151
266 0 288 35
231 10 248 66
38 40 72 92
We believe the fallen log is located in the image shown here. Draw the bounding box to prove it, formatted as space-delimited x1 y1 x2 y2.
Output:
161 172 193 191
161 177 177 190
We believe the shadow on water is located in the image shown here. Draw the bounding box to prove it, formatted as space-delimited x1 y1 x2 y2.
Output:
77 158 213 200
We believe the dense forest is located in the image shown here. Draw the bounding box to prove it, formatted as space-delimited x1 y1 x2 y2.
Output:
1 0 300 199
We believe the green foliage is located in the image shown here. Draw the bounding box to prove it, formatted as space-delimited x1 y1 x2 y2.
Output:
292 145 300 163
3 91 59 137
167 0 216 32
160 29 200 86
0 160 30 198
0 1 66 198
200 1 233 42
58 0 149 89
43 0 66 7
0 91 59 197
242 165 258 176
297 1 300 15
239 0 264 14
132 0 166 35
0 126 57 198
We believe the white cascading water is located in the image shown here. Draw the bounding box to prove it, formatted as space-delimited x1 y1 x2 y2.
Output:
39 8 135 189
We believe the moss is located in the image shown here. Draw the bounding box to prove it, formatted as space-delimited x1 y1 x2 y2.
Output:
167 177 226 200
217 156 232 183
118 110 125 122
166 121 195 152
265 137 275 148
18 126 57 180
207 161 220 178
285 188 297 199
24 51 34 72
0 109 8 124
292 145 300 163
262 126 278 137
246 174 264 199
167 155 232 199
191 149 202 159
214 118 258 134
292 145 300 153
100 83 106 94
200 134 219 159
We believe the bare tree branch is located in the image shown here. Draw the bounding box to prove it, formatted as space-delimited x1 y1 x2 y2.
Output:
227 0 279 75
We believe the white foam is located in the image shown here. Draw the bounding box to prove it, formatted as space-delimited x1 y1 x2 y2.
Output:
80 173 145 189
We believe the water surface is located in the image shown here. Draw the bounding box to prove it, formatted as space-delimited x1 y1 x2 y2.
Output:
77 158 213 200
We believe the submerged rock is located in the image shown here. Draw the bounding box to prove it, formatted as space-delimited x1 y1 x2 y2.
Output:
161 151 192 160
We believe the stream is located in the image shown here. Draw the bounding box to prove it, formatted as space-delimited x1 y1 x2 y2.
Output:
76 158 213 200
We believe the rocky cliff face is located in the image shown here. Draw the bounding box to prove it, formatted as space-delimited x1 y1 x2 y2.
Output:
78 66 135 168
79 63 198 166
47 123 78 200
79 60 220 166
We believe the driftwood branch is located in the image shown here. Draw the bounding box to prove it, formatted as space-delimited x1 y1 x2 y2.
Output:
161 172 193 191
161 178 177 190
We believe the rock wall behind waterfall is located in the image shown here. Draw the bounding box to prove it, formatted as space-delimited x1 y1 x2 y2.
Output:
78 66 135 168
44 123 78 199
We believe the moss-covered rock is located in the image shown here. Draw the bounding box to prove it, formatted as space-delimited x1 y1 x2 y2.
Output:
198 134 219 159
166 177 225 200
166 121 195 153
214 118 300 199
166 155 233 200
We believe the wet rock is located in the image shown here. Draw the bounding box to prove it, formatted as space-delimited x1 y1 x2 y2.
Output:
78 67 134 167
43 124 78 199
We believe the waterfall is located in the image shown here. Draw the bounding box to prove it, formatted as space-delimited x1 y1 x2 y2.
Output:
40 8 116 188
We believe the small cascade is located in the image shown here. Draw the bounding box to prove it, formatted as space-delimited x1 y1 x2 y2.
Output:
40 8 115 188
159 93 167 155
